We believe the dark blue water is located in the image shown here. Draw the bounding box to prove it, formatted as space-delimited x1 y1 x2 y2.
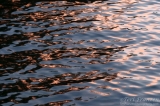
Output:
1 0 160 106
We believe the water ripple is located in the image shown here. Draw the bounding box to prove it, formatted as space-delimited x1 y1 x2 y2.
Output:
1 0 160 106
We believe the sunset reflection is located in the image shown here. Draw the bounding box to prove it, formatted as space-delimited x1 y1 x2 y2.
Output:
1 0 160 105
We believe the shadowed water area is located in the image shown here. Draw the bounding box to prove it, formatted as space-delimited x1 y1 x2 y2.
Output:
1 0 160 106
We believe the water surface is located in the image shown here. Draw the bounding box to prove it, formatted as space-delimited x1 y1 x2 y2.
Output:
1 0 160 106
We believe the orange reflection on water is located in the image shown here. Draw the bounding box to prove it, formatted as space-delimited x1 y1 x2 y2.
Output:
146 76 160 87
90 90 109 96
1 0 160 105
121 91 137 96
145 90 160 95
149 34 160 40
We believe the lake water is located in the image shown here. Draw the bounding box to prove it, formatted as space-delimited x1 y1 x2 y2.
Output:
1 0 160 106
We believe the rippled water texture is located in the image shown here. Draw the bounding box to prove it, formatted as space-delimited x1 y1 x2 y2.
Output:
1 0 160 106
